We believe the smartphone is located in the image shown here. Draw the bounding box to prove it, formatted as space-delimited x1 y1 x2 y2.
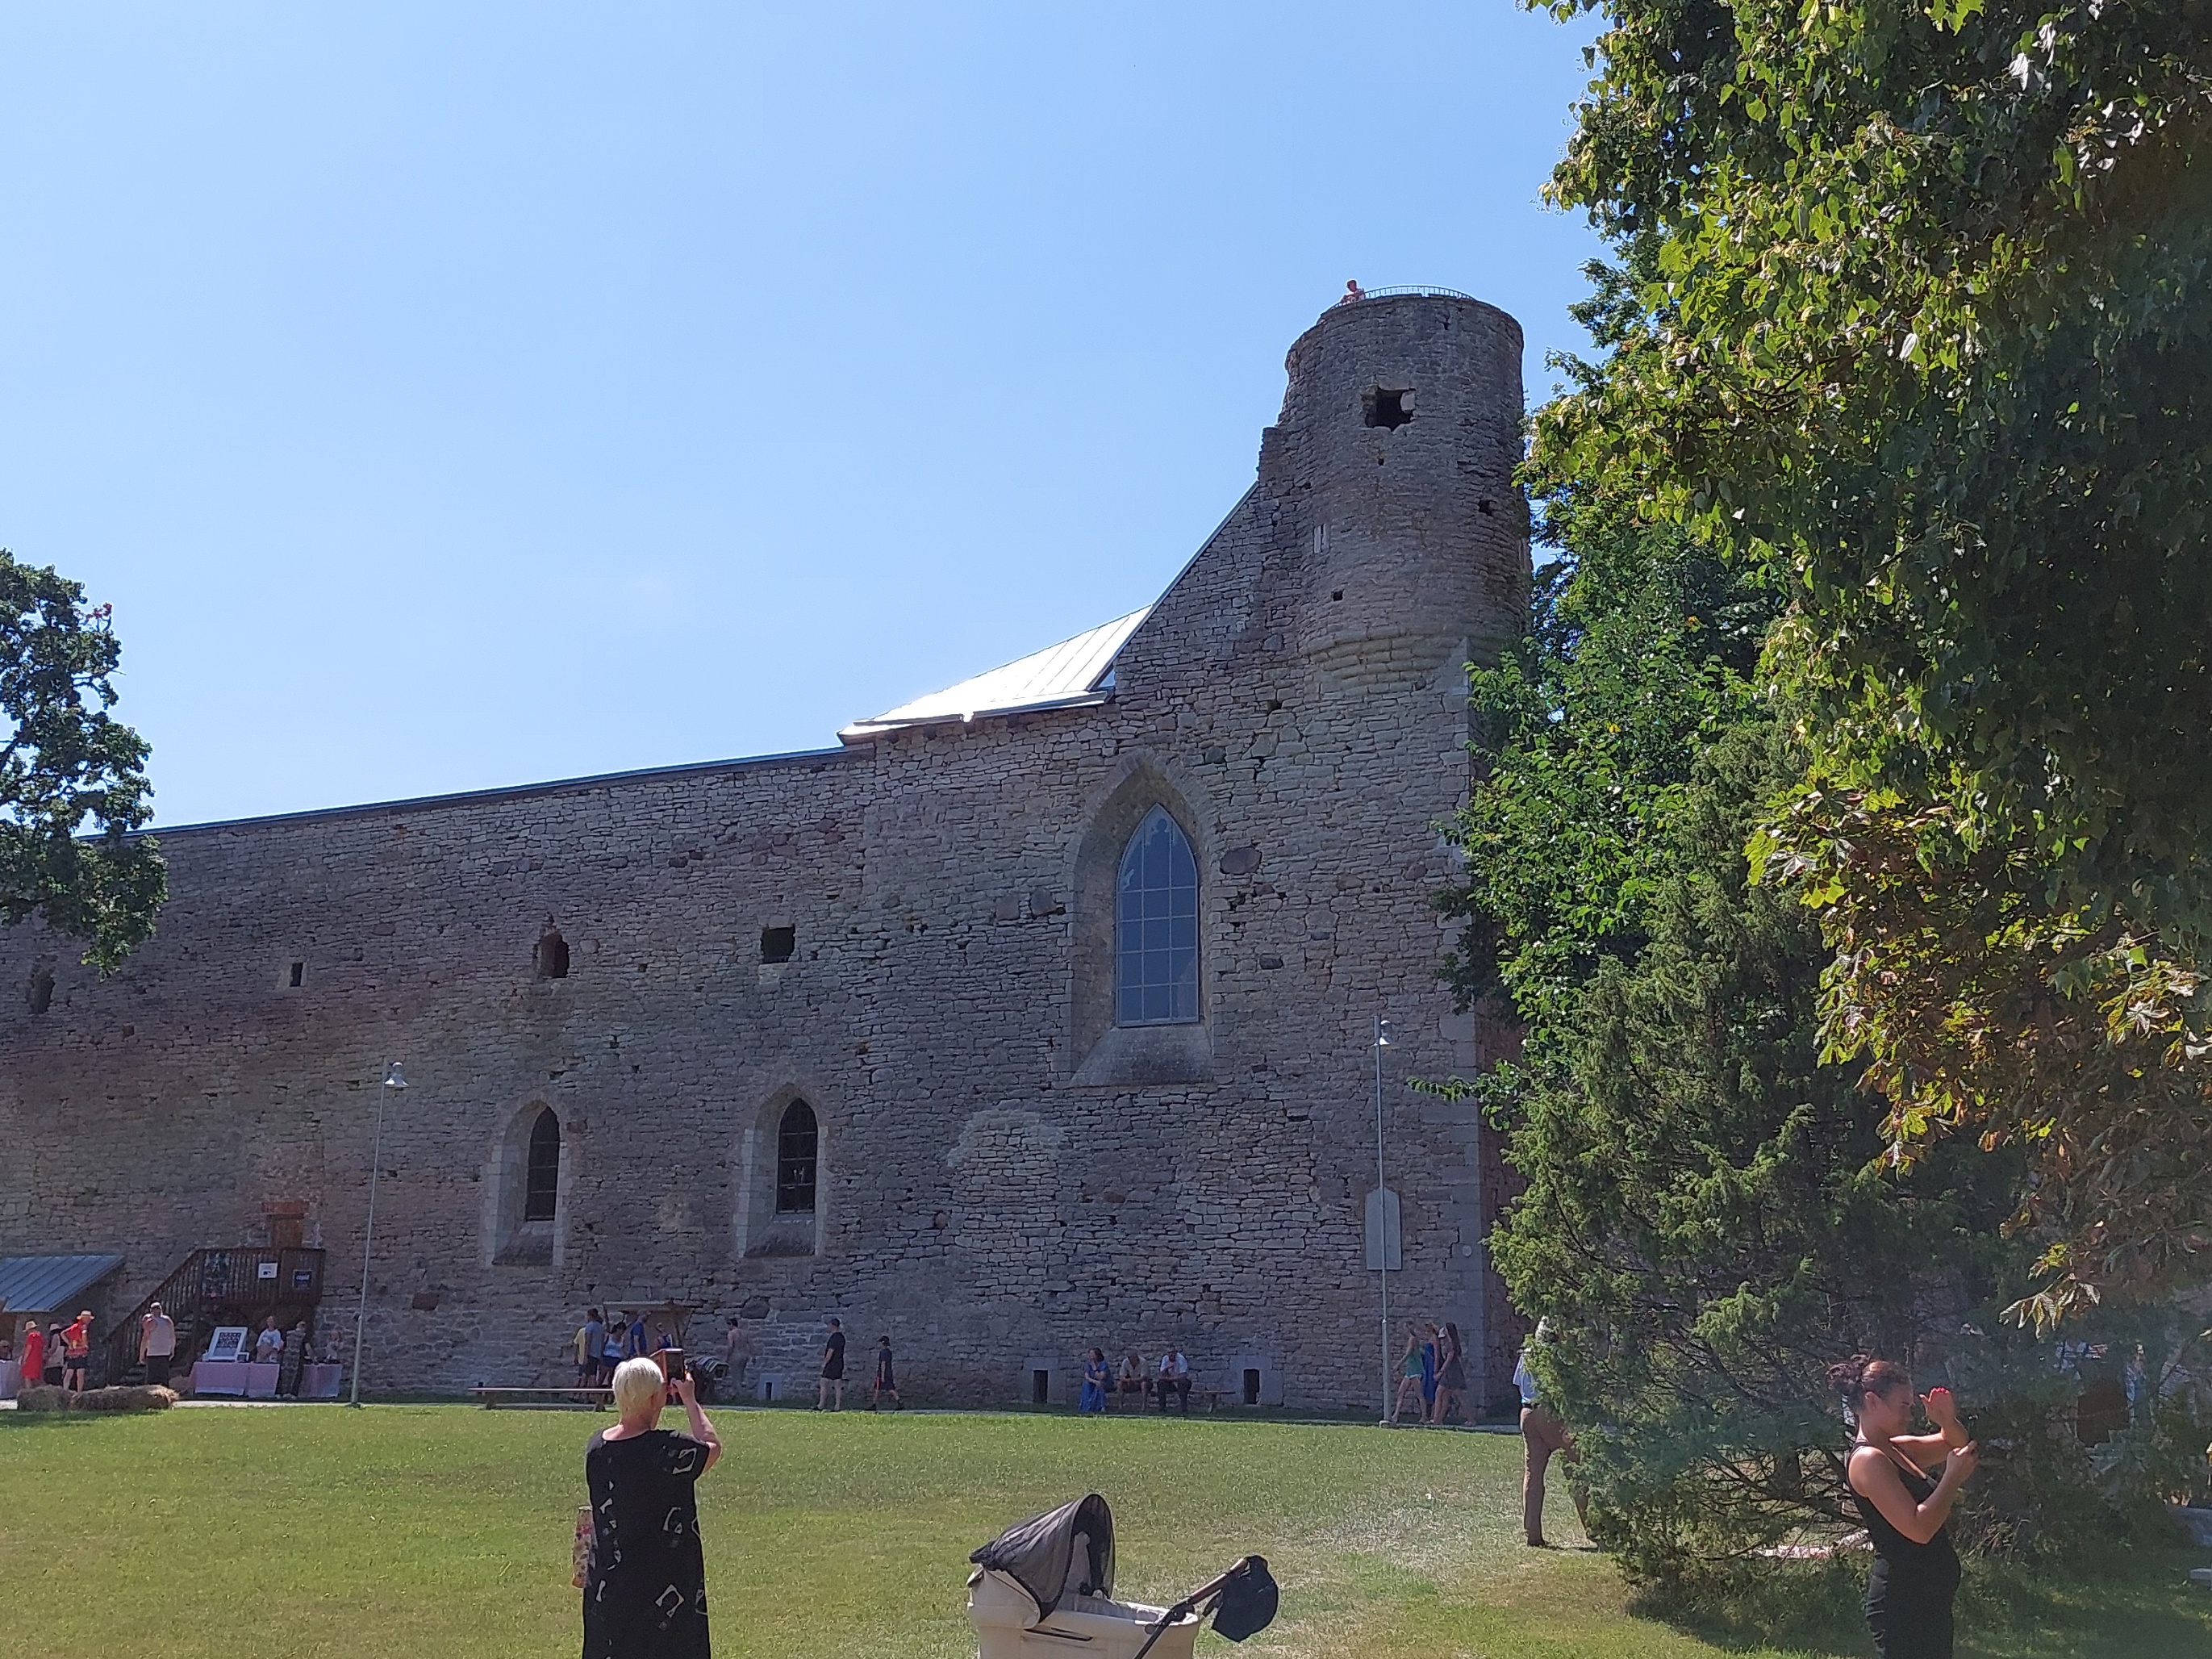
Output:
662 1348 686 1381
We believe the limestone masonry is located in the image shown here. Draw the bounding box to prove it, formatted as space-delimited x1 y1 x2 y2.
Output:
0 291 1532 1410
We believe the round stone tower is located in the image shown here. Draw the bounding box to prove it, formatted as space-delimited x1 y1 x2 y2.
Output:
1263 290 1529 683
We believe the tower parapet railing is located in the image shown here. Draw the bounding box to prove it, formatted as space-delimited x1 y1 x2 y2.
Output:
1333 283 1478 305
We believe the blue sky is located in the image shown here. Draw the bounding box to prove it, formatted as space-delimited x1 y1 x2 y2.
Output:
0 3 1604 827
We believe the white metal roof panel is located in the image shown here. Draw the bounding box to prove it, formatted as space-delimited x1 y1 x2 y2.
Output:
840 607 1150 742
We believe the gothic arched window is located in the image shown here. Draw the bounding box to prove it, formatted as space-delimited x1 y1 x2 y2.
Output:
1116 806 1199 1026
524 1108 561 1222
776 1100 819 1214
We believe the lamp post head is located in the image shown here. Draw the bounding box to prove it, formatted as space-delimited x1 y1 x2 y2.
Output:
1376 1020 1393 1048
383 1062 407 1092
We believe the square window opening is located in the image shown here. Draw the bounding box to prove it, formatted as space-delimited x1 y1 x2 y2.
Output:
1363 387 1413 430
760 926 796 964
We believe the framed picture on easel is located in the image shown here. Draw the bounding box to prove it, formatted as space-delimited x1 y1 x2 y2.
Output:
204 1326 248 1363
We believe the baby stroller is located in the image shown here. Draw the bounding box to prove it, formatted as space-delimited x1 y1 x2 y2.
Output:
691 1356 730 1405
965 1494 1278 1659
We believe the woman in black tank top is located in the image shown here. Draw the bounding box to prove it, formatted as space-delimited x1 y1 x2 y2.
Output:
1826 1356 1978 1659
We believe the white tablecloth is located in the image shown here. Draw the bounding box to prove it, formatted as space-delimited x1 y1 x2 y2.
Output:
191 1360 283 1398
299 1362 343 1399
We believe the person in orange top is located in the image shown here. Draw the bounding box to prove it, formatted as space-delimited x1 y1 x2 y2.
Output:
61 1311 93 1392
16 1321 44 1390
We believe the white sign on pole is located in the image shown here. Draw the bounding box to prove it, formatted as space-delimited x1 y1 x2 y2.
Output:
1363 1187 1402 1272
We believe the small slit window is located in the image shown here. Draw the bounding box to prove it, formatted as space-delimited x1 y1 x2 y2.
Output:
26 967 52 1017
1116 806 1199 1026
289 962 304 988
536 927 570 980
524 1109 560 1222
776 1100 818 1214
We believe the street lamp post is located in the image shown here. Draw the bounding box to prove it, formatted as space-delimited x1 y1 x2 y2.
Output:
1374 1017 1393 1424
348 1061 405 1408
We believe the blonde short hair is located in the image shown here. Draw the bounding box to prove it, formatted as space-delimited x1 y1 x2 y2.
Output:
611 1356 666 1419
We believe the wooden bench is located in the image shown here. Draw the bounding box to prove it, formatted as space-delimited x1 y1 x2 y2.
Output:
471 1385 611 1410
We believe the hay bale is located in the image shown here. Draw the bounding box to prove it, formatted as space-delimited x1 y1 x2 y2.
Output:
14 1384 176 1413
74 1385 177 1412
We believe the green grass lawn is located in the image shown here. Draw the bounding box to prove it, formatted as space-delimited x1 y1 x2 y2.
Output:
1 1404 2206 1657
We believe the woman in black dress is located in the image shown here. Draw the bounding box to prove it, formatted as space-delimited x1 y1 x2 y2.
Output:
1828 1355 1977 1659
584 1355 724 1659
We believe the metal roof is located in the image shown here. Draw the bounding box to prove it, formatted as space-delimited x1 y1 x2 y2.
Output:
0 1254 124 1318
839 607 1150 742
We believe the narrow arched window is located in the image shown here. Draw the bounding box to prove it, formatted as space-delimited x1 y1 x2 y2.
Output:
1116 806 1199 1026
776 1100 818 1214
524 1109 561 1222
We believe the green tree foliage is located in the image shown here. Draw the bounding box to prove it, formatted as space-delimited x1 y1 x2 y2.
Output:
0 550 164 973
1442 503 2202 1582
1448 506 1970 1573
1525 0 2212 1312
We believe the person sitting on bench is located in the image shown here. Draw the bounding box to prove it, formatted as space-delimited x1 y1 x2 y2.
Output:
1155 1348 1192 1414
1117 1352 1147 1408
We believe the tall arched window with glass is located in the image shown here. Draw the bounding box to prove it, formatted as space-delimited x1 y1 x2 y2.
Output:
524 1108 561 1222
1116 806 1199 1026
776 1100 819 1214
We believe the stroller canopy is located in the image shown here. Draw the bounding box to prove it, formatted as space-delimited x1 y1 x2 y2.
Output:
969 1494 1116 1619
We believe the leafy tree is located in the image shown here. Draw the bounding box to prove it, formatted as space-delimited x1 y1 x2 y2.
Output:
1440 501 2197 1582
1525 0 2212 1312
0 550 165 974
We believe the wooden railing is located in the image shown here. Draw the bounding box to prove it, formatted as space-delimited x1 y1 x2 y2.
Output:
101 1247 326 1386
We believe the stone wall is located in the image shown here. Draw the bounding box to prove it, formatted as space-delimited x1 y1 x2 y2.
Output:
0 293 1531 1411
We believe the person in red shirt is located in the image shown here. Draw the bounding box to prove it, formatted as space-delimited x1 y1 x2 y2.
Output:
61 1311 93 1392
16 1321 43 1391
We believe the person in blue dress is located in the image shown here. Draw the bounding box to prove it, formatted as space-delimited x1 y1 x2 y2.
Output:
1079 1348 1110 1414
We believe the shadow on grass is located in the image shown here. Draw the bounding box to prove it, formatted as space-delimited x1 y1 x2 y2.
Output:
1627 1558 1866 1657
1627 1542 2212 1659
1955 1544 2212 1659
0 1411 117 1434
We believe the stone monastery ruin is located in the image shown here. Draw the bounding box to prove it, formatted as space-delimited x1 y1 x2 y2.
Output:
1 290 1533 1410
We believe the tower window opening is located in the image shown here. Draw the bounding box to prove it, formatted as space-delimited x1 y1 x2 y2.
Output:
776 1099 819 1214
760 926 796 964
27 967 52 1016
536 927 570 980
524 1108 561 1222
289 961 304 988
1363 387 1413 431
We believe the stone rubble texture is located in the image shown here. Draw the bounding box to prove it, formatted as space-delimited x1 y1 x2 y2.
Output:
0 293 1532 1410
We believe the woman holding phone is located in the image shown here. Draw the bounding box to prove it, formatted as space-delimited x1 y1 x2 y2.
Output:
1828 1355 1976 1659
582 1354 723 1658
